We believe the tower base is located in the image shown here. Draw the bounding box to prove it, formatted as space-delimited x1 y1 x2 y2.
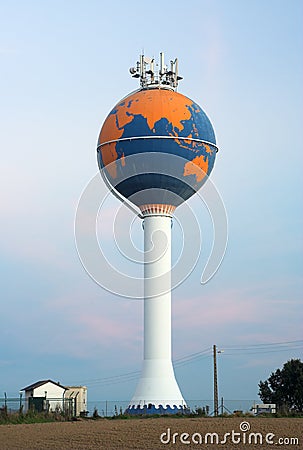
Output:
125 404 189 416
125 359 188 415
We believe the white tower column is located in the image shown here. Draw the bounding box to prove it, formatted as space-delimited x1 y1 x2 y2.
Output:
128 214 186 412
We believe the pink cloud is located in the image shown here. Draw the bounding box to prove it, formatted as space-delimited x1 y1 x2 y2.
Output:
173 288 258 331
44 290 143 360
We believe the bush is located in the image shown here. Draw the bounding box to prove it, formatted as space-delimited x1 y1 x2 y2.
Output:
194 407 207 417
0 409 71 425
92 407 100 419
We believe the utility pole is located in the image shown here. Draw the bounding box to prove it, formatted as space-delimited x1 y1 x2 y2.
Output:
213 345 218 416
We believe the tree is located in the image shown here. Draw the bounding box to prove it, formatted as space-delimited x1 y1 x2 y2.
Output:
259 359 303 412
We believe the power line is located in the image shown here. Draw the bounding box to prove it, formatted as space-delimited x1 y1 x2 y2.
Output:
222 347 303 357
75 370 140 384
71 339 302 387
72 347 213 387
173 347 212 367
71 370 141 387
222 340 303 350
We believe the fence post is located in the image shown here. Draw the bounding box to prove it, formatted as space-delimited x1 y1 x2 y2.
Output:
19 391 23 414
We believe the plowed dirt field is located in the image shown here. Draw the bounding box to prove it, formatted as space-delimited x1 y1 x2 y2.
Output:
1 417 302 449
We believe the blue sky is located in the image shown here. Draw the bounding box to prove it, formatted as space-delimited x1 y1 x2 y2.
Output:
1 0 302 407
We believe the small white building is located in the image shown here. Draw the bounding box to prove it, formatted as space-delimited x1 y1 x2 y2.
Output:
65 386 88 417
251 403 276 415
22 380 67 413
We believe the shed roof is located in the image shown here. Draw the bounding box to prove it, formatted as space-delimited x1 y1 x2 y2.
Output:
21 380 67 391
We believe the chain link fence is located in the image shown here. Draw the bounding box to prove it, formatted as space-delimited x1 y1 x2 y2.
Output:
0 397 75 416
86 399 257 417
1 396 257 418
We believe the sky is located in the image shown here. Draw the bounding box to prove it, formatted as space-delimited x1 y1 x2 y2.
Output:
1 0 302 409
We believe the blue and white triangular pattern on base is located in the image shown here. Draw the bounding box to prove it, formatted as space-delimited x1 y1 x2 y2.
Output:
125 404 190 415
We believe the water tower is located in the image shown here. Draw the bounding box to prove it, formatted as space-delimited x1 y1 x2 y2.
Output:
97 53 218 414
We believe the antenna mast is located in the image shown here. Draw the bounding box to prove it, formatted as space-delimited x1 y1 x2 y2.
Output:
129 52 183 91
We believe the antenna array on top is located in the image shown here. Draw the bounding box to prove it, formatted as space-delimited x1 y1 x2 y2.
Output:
129 52 183 90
